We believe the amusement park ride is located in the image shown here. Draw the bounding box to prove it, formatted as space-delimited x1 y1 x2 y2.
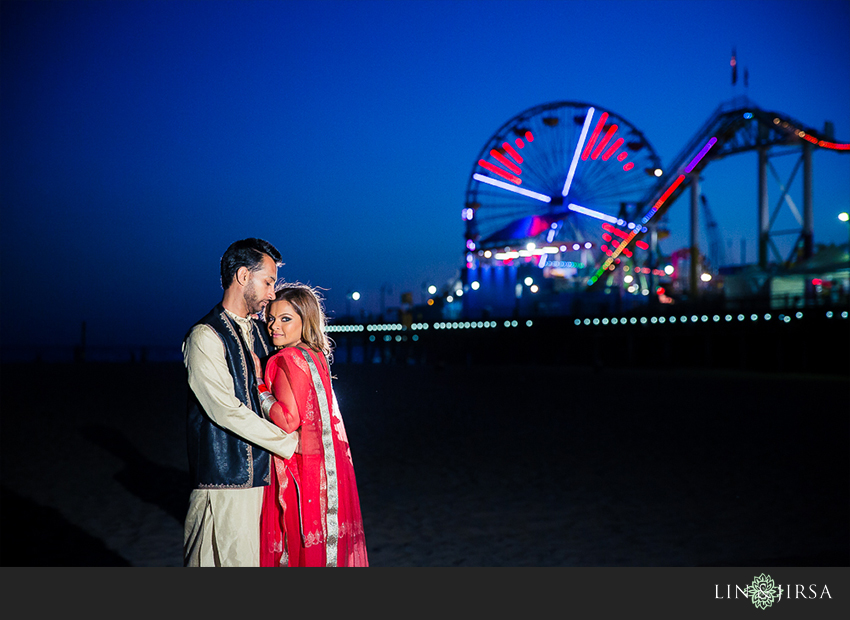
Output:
448 97 850 320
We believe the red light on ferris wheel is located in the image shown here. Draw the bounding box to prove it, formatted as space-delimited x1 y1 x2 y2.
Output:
477 132 535 185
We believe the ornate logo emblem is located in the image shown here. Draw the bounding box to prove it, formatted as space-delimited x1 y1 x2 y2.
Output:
749 573 781 610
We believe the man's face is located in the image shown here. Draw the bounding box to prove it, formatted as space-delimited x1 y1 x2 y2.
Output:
243 255 278 315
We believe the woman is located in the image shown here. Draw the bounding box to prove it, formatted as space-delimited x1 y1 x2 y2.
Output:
257 284 368 567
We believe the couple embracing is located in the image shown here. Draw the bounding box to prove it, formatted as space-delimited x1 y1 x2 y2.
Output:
182 238 368 567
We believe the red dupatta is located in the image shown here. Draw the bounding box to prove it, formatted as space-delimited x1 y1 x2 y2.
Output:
260 346 368 567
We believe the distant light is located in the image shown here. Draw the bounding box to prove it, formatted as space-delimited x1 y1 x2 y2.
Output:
455 289 463 296
568 203 620 224
527 242 536 251
427 285 437 295
700 273 712 282
530 284 539 293
653 168 663 177
471 281 480 290
624 275 634 283
524 277 534 286
473 173 551 203
743 112 753 119
839 212 850 222
351 291 361 301
446 295 453 303
427 299 434 306
563 107 595 197
584 242 592 249
664 265 675 275
573 243 581 251
484 250 492 258
684 137 718 173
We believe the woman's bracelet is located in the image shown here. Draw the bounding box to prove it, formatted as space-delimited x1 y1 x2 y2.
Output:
257 382 277 418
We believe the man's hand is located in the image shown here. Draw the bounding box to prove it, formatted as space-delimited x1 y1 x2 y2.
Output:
251 351 263 380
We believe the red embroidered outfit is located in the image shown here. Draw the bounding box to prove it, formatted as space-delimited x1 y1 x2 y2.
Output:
260 346 368 567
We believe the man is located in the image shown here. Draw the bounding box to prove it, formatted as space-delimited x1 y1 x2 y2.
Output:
182 238 298 567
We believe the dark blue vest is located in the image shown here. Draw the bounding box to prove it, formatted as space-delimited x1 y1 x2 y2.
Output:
185 303 274 489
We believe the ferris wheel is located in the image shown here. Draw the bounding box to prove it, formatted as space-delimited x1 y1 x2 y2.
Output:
463 101 664 281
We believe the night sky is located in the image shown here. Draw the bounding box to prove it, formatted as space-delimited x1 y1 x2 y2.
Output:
1 0 848 354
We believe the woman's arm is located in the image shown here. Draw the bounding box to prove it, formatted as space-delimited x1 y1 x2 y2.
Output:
259 355 301 433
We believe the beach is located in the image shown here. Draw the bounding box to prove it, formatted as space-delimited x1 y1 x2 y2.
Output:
1 359 848 567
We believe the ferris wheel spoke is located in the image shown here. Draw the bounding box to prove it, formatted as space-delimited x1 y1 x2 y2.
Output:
472 174 551 203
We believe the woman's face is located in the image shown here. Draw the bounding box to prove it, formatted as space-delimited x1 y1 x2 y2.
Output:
267 299 303 348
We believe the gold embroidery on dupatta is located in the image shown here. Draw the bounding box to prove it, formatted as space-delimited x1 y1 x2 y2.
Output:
298 348 339 567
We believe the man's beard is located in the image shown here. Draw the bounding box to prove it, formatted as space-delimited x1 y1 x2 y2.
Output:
243 280 267 316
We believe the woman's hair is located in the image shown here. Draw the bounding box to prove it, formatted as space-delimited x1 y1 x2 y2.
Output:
267 283 333 359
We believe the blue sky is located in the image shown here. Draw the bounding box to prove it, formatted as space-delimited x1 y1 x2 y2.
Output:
1 0 848 351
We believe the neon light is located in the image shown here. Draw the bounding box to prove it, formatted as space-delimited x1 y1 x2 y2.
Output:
582 112 609 160
617 151 628 162
525 131 534 142
567 202 619 224
562 107 595 197
592 172 689 280
515 138 525 148
684 137 717 173
591 124 618 160
473 173 551 202
502 142 524 164
602 223 628 238
490 149 521 174
641 174 686 223
635 240 649 250
601 137 624 161
818 140 850 150
623 161 635 171
478 159 521 184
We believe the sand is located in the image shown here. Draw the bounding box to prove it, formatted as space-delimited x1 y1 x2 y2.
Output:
1 359 848 567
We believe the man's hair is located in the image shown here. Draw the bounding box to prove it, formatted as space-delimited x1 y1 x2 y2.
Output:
220 238 282 289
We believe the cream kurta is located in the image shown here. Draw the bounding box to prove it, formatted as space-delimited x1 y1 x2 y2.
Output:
182 309 298 567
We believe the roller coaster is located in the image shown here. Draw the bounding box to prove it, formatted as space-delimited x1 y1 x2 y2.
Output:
454 96 849 319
